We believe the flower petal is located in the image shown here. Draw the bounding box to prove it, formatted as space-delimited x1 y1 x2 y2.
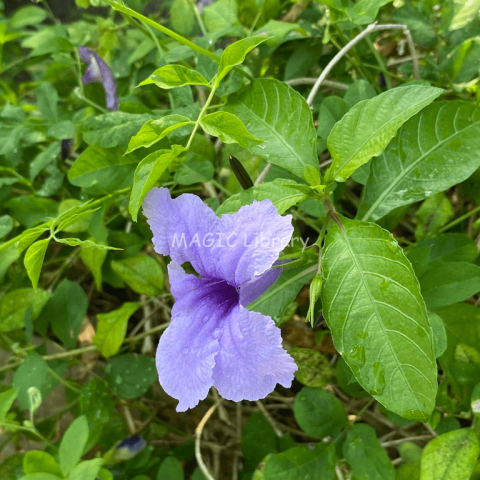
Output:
157 263 237 411
239 266 283 307
143 187 222 279
217 200 293 286
212 305 296 402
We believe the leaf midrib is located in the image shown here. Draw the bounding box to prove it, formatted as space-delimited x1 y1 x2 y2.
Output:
338 226 423 412
362 111 480 221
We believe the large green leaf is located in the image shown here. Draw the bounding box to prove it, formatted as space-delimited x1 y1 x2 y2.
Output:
321 216 437 420
0 388 19 422
68 146 138 191
325 85 443 183
359 102 480 221
217 179 308 215
224 79 318 179
420 429 479 480
129 145 184 221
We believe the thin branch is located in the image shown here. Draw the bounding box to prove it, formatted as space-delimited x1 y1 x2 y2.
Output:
195 402 220 480
287 78 349 90
255 400 283 437
254 163 272 185
381 434 433 447
306 22 420 107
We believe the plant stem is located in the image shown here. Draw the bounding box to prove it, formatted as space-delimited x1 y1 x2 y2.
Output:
186 84 217 149
187 0 208 35
439 205 480 233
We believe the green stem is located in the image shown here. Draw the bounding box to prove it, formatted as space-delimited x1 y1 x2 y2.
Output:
439 204 480 233
187 0 208 35
47 367 81 394
210 178 232 197
0 423 54 447
363 35 392 89
186 84 217 149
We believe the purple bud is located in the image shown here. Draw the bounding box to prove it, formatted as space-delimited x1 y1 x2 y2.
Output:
114 435 146 461
61 138 73 161
78 46 119 111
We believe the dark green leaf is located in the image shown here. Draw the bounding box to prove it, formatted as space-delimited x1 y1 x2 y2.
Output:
0 388 19 422
105 353 158 399
12 353 48 410
294 387 347 438
343 423 394 480
290 348 333 388
35 83 59 123
242 411 277 470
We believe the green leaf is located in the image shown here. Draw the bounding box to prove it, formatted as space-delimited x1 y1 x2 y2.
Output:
111 255 164 296
9 5 48 28
129 145 184 221
59 416 89 475
0 288 50 333
39 279 88 349
449 0 480 30
290 348 333 388
420 429 479 480
264 442 337 480
416 233 478 266
68 146 138 190
93 302 141 357
6 196 58 228
12 353 48 410
47 120 75 140
325 85 443 183
126 116 193 154
23 451 63 477
343 423 394 480
436 303 480 387
57 199 94 233
156 458 184 480
17 227 50 254
139 65 210 89
359 102 480 221
294 387 347 438
343 80 377 107
0 215 14 239
217 36 267 83
66 459 103 480
200 111 263 148
224 79 318 179
35 83 59 123
348 0 392 25
54 237 119 250
81 112 153 149
414 193 453 242
105 353 158 399
18 475 62 480
80 379 114 426
29 142 61 181
217 178 308 215
419 262 480 309
80 247 107 291
0 388 19 422
174 155 214 185
321 216 437 421
24 238 50 290
170 0 195 36
241 411 277 471
429 312 447 358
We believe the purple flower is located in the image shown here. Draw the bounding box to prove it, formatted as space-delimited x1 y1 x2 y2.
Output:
143 187 297 411
78 46 119 111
